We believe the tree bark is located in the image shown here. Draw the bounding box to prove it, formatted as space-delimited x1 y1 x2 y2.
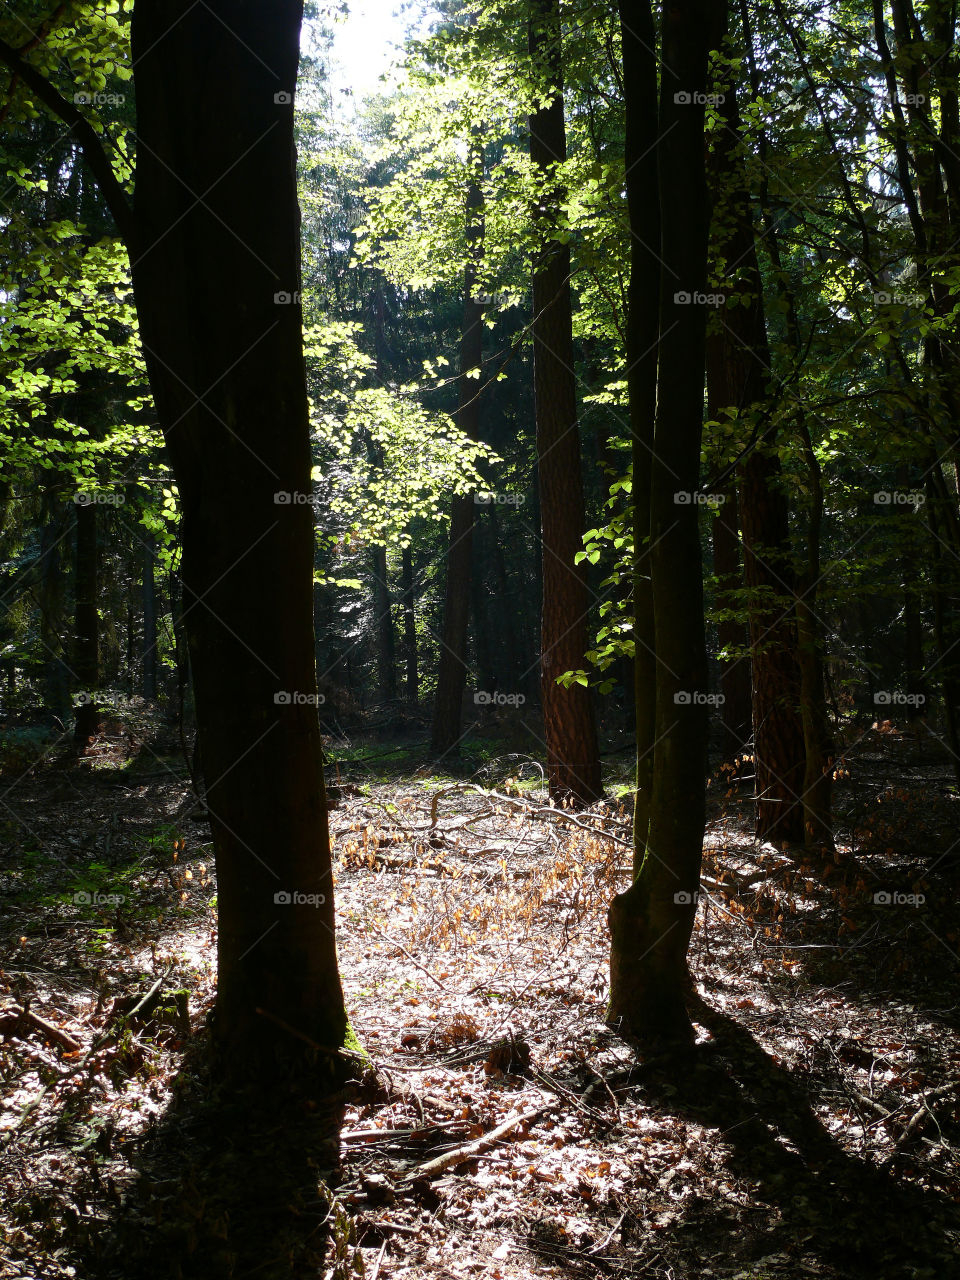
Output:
607 0 719 1045
528 0 602 807
72 498 99 745
371 545 397 703
710 485 752 751
130 0 348 1087
401 542 418 707
431 154 485 759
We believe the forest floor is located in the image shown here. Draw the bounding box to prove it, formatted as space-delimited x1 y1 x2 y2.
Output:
1 712 959 1280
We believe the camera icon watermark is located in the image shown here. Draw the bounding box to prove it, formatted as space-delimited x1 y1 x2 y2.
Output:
273 290 301 305
274 691 326 706
474 690 526 707
274 90 293 105
674 890 702 904
274 890 326 906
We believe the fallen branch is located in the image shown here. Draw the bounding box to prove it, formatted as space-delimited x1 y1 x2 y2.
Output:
401 1105 545 1182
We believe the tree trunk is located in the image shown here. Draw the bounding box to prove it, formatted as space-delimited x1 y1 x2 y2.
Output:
528 0 601 807
431 155 485 759
401 542 418 707
710 485 752 751
142 533 158 701
73 498 99 745
372 545 397 704
607 0 719 1045
130 0 348 1087
38 497 71 724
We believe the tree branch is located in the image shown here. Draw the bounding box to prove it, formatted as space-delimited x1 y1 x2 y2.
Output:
0 35 136 248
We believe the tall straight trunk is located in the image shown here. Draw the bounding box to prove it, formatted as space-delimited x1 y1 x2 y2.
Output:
73 499 99 744
431 156 485 758
710 485 752 750
371 545 397 703
488 500 526 698
38 499 71 723
608 0 719 1044
615 0 661 859
142 533 158 700
705 74 807 846
528 0 601 806
400 543 418 707
130 0 347 1085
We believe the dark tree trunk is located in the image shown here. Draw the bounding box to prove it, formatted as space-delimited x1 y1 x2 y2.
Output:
710 486 752 750
73 499 100 745
607 0 719 1045
372 545 397 704
130 0 348 1086
704 73 807 846
141 533 159 701
528 0 601 807
401 542 418 707
431 156 485 759
38 498 71 723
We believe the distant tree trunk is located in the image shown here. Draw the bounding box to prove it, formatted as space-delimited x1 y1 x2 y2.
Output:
471 527 497 697
488 500 526 698
371 545 397 703
73 499 99 745
431 153 485 758
38 498 71 723
130 0 348 1086
607 0 718 1045
705 74 806 845
400 543 418 707
142 533 158 700
710 486 752 750
528 0 601 806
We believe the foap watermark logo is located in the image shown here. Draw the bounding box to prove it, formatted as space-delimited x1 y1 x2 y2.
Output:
873 490 924 507
673 491 726 506
274 691 326 706
74 890 124 906
74 692 94 706
674 91 725 106
474 491 525 506
674 691 725 706
274 890 326 907
74 89 125 107
274 490 318 506
873 90 926 109
674 890 703 904
475 690 526 707
873 289 924 307
674 290 726 307
74 491 124 507
873 890 925 906
475 290 513 307
874 691 925 708
274 90 293 105
274 290 300 305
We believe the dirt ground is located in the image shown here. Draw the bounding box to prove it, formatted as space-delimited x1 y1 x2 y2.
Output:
1 717 959 1279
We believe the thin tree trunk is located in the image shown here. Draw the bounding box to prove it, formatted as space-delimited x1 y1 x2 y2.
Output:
38 498 71 723
73 499 99 745
401 542 418 707
431 153 485 759
142 533 158 700
711 484 752 752
372 545 397 703
528 0 601 806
